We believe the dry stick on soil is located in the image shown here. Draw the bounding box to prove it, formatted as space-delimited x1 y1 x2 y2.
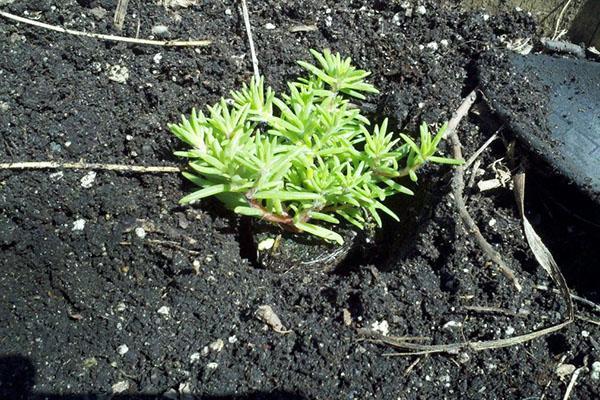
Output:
114 0 130 31
372 105 574 358
562 366 588 400
0 10 211 47
240 0 260 81
447 92 522 291
0 161 180 173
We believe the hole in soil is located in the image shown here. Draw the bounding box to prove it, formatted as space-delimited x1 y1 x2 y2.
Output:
546 333 570 355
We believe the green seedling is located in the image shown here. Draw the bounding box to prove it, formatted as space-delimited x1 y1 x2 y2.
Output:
169 49 461 244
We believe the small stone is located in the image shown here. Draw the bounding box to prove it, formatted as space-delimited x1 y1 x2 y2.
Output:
458 352 470 364
228 335 238 344
201 346 209 356
117 344 129 356
151 25 169 36
116 302 127 312
483 14 490 21
442 321 462 330
325 16 333 27
190 352 201 363
157 306 170 316
265 23 276 30
80 171 97 188
342 308 352 326
49 171 64 182
125 134 133 141
392 12 401 25
591 361 600 381
371 320 389 336
209 338 224 352
206 362 218 370
90 7 107 20
0 101 9 112
257 238 275 251
112 381 129 393
440 39 449 47
416 5 426 15
505 326 515 336
426 41 438 51
72 219 86 231
582 330 590 338
489 218 497 227
134 227 146 239
225 8 232 15
108 65 129 84
556 363 576 379
153 53 163 64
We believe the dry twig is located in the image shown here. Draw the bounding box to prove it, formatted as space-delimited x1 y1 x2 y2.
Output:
0 10 211 47
240 0 260 81
562 366 587 400
0 161 180 173
446 92 522 291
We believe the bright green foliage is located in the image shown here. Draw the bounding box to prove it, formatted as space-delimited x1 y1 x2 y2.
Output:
169 49 460 244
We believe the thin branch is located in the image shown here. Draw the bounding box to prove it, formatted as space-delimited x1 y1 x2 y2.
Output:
0 10 211 47
563 366 587 400
240 0 260 81
446 91 522 291
0 161 180 173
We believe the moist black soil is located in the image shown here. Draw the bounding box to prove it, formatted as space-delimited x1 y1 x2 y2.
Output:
1 1 599 399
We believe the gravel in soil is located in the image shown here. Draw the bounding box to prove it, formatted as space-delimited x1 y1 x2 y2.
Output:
1 1 599 399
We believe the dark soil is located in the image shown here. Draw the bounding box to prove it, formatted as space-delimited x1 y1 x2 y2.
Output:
1 1 599 399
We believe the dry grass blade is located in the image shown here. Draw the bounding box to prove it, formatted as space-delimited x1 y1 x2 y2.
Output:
0 10 211 47
114 0 130 31
240 0 260 81
0 161 180 173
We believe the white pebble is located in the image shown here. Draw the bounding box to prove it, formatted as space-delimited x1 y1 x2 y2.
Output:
112 381 129 393
206 362 218 370
265 23 276 30
325 16 333 27
49 171 64 182
153 53 163 64
108 65 129 84
80 171 97 188
125 135 133 141
426 41 438 51
228 335 238 344
157 306 170 316
209 338 224 352
440 39 449 47
443 320 462 330
371 320 389 336
489 218 497 227
257 238 275 251
505 326 515 336
134 227 146 239
483 14 490 21
72 219 86 231
416 5 426 15
190 352 201 363
591 361 600 381
225 8 231 15
151 25 169 35
582 330 590 337
117 344 129 355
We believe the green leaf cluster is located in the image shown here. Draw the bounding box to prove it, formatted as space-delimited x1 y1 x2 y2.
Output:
169 49 460 244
